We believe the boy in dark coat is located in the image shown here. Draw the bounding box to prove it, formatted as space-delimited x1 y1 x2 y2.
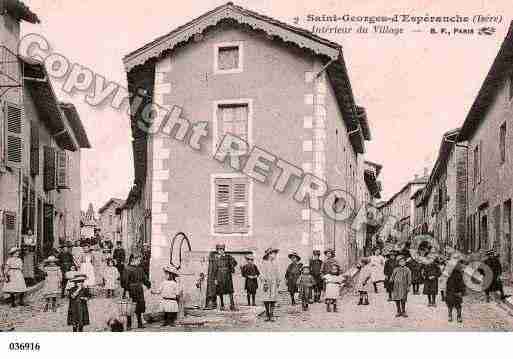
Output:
445 258 466 323
297 266 315 311
113 241 126 277
67 274 90 332
241 254 260 306
212 244 238 311
384 252 397 301
423 258 442 307
309 250 323 303
124 255 151 329
285 251 303 305
406 256 422 295
391 255 412 317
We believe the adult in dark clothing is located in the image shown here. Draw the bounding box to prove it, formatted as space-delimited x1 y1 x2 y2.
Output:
112 241 126 279
212 244 238 311
445 259 466 323
285 251 303 305
384 252 398 301
58 243 75 298
406 257 422 295
67 274 90 332
124 255 151 329
423 258 441 307
142 244 151 277
241 254 260 306
309 250 323 303
483 250 509 302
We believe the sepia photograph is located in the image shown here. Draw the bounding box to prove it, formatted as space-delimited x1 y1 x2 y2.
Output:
1 0 513 355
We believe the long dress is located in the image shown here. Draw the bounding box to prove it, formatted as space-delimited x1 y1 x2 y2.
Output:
79 254 96 288
323 274 343 299
241 263 260 294
285 262 303 293
103 266 120 290
369 255 386 282
384 258 397 293
42 266 62 298
391 266 412 301
356 265 372 292
406 258 422 285
3 257 27 293
67 286 90 327
260 260 280 302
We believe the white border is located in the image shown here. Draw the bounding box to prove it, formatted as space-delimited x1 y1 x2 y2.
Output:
213 41 244 75
212 98 253 155
210 173 253 237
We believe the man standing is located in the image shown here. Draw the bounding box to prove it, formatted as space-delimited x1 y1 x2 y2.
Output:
58 242 75 298
483 249 509 302
212 244 238 311
309 250 323 303
113 241 126 278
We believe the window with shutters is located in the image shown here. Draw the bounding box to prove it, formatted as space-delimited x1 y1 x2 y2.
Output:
214 42 243 74
3 211 17 262
213 100 251 155
3 101 23 168
30 122 40 176
57 150 71 189
212 175 251 235
43 146 57 191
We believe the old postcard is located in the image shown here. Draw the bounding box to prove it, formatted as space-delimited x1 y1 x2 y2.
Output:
1 1 513 349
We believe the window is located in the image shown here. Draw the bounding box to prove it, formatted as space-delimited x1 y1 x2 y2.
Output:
212 175 251 235
213 100 251 154
473 144 480 187
214 42 243 74
500 122 506 164
109 215 113 226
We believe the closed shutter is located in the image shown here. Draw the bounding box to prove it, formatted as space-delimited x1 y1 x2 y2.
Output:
43 146 57 191
4 102 23 168
232 177 249 233
43 204 54 258
30 122 39 176
57 150 70 189
3 211 17 262
29 189 36 232
214 178 231 233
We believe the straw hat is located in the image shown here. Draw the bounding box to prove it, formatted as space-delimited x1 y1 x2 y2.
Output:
70 274 87 283
288 251 301 261
163 264 179 275
8 247 20 255
263 248 279 260
245 254 255 260
324 248 335 256
45 255 58 264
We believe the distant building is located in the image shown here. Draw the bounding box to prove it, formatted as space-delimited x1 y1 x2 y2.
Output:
80 203 98 240
0 2 90 267
458 21 513 272
98 198 124 243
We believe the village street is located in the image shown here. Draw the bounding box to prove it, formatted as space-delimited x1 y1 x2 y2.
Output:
3 280 513 332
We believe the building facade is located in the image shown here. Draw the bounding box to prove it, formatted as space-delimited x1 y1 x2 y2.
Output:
458 22 513 273
0 2 90 269
98 198 124 243
123 3 374 297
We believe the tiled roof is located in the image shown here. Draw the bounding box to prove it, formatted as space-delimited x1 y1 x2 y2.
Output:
59 103 91 149
98 198 125 214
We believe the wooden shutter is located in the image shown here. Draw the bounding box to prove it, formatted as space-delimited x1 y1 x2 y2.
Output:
43 146 57 191
232 177 249 233
43 204 54 258
3 211 17 262
30 122 39 176
29 189 36 232
57 150 70 189
4 102 23 168
214 178 231 233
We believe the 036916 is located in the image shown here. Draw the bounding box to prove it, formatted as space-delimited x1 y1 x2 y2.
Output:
8 342 40 351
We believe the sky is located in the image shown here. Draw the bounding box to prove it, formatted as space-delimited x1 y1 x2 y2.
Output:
19 0 513 211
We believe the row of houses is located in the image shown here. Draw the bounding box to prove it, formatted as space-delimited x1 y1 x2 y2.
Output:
0 1 90 269
379 21 513 277
116 2 382 292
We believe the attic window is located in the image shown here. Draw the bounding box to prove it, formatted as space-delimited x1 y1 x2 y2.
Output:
214 42 243 74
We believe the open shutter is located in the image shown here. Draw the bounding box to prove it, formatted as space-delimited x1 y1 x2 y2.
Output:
30 122 39 176
214 178 231 233
232 177 249 233
4 102 23 168
3 211 18 262
43 146 57 191
57 150 70 189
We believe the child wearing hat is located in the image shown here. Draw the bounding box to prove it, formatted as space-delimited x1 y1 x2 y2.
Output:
285 251 303 305
241 254 260 306
260 248 280 321
151 265 182 327
356 258 372 306
323 264 344 312
390 255 412 318
40 256 63 312
309 250 323 303
67 274 90 332
103 257 120 298
2 247 27 307
297 266 315 311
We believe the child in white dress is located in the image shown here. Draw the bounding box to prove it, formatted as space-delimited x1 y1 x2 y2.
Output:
323 265 344 312
103 258 120 298
151 265 182 327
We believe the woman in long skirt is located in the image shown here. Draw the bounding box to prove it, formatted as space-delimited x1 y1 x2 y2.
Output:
2 247 27 307
260 248 280 321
